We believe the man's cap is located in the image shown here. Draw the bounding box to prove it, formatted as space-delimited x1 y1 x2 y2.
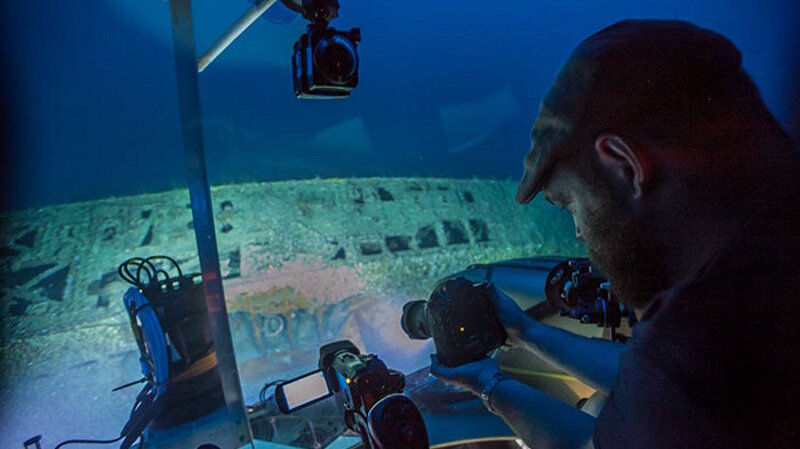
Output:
516 19 744 204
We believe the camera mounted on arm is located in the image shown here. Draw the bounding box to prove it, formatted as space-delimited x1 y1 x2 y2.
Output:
318 340 429 449
287 0 361 99
271 340 429 448
544 258 636 342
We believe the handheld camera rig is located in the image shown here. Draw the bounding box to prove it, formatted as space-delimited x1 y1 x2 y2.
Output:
401 277 507 367
400 257 637 369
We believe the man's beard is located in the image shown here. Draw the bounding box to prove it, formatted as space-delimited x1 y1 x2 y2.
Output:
583 192 669 310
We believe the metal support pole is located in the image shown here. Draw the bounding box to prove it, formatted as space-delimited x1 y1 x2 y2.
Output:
167 0 252 446
197 0 279 73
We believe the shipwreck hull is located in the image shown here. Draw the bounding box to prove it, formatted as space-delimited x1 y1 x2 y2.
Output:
0 177 581 445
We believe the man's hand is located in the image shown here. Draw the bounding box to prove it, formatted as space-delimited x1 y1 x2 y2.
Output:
431 353 597 449
489 284 626 394
429 354 500 396
489 284 536 346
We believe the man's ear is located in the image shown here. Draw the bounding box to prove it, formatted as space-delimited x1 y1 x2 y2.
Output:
594 133 647 199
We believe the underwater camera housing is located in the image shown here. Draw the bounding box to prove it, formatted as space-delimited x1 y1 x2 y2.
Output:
290 0 360 99
319 340 429 449
544 258 635 342
401 277 508 367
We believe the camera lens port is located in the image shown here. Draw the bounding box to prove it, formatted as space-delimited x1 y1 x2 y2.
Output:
314 35 358 85
400 300 431 340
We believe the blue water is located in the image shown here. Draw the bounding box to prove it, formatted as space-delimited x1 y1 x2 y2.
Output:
1 0 798 210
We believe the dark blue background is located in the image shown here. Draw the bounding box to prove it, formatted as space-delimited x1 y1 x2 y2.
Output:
2 0 798 210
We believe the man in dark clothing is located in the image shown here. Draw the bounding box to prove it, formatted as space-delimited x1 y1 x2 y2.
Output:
431 19 800 448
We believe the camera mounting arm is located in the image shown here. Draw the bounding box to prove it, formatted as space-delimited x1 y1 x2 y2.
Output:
197 0 280 73
196 0 344 73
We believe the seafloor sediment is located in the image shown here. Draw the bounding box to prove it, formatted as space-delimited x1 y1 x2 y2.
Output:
0 177 582 446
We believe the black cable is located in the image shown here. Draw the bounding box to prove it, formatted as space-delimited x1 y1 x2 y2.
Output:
259 379 286 410
118 260 140 287
124 258 149 285
119 256 185 291
120 393 163 449
119 258 153 288
49 383 150 449
112 377 146 392
126 385 150 426
151 269 171 284
53 435 124 449
135 258 158 286
146 255 183 278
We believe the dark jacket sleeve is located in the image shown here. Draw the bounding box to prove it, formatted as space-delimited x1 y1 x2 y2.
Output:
593 347 734 449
